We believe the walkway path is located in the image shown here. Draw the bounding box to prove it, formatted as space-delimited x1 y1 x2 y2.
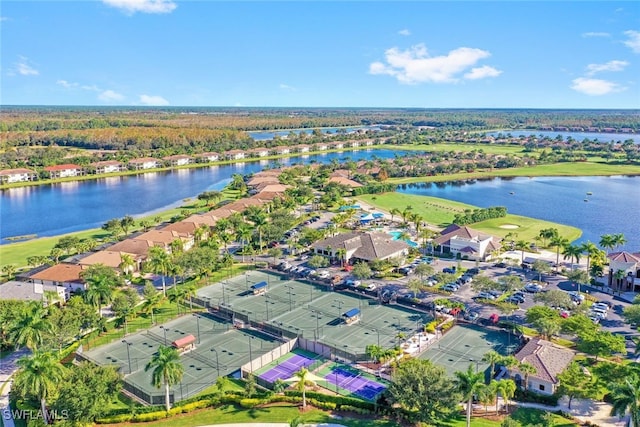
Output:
0 348 29 427
514 396 626 426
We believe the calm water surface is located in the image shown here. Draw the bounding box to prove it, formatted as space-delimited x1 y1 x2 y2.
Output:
488 130 640 144
398 176 640 251
0 149 403 243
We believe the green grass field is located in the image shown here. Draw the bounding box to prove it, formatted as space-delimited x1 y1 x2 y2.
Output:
357 193 581 243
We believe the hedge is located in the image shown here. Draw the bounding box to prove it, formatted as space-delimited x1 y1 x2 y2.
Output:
284 390 375 411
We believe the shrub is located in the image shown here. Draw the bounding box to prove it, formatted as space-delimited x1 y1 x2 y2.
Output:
132 411 168 422
95 414 133 424
424 321 437 333
513 389 558 406
239 398 262 408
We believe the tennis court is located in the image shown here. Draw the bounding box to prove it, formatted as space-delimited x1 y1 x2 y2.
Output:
255 348 324 385
80 312 281 405
316 362 389 401
197 271 432 361
418 324 520 377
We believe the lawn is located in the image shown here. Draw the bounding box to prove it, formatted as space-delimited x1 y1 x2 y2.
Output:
357 193 582 243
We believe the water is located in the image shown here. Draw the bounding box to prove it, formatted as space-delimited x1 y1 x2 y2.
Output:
487 130 640 144
0 149 406 243
397 176 640 251
389 230 419 248
248 126 383 141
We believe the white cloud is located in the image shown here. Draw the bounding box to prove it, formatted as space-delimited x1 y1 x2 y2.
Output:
102 0 177 14
582 32 610 38
279 83 296 91
570 77 625 96
56 79 78 89
586 60 628 75
99 90 125 102
369 43 500 84
57 79 101 92
398 29 411 36
0 17 9 22
15 57 39 76
623 30 640 54
139 94 169 105
464 65 502 80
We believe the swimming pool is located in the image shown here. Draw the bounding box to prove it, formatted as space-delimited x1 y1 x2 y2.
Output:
389 230 419 248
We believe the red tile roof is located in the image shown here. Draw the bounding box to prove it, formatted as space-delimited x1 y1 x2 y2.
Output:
172 334 196 348
44 164 82 171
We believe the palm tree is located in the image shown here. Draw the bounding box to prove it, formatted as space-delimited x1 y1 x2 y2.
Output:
389 208 401 224
9 302 53 351
147 247 172 296
1 264 17 280
142 285 164 325
252 213 268 252
612 233 628 251
145 345 184 412
194 224 209 243
609 376 640 427
599 234 616 253
83 273 116 313
496 379 517 414
336 248 347 268
119 253 136 275
293 367 315 408
183 283 197 311
550 235 569 272
454 364 486 427
515 240 529 263
581 241 599 281
482 350 502 379
14 352 67 425
518 362 537 392
478 381 497 414
562 244 583 270
235 223 253 263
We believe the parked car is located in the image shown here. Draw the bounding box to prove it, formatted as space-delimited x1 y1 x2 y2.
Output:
442 283 459 292
464 311 480 321
442 266 457 274
505 296 524 304
524 283 543 293
592 302 610 311
475 291 496 300
366 283 378 291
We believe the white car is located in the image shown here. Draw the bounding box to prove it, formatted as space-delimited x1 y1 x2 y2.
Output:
592 302 610 311
476 291 496 300
589 309 607 319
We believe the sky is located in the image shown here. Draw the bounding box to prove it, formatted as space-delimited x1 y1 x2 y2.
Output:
1 1 639 108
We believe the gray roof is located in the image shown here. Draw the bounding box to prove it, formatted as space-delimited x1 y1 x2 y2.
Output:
0 280 63 302
511 338 575 384
311 232 408 261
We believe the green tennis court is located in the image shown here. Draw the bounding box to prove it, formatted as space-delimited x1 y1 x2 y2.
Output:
418 323 520 377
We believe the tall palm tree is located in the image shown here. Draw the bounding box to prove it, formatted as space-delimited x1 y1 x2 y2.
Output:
581 241 599 281
145 345 184 412
83 273 116 313
194 224 210 243
515 240 529 263
293 367 315 408
14 352 68 425
119 253 136 275
612 233 628 251
454 364 485 427
482 350 502 379
336 248 347 268
235 223 254 263
518 362 537 392
389 208 401 224
562 244 583 270
550 235 569 272
609 376 640 427
147 247 172 296
9 302 53 351
496 379 517 414
599 234 616 253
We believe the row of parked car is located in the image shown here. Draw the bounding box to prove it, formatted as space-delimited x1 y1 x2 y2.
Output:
589 301 611 323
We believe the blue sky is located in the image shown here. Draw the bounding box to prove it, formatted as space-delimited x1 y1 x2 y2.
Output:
2 1 639 108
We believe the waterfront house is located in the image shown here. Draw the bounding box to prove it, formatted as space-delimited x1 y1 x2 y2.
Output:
247 175 280 187
133 229 195 253
273 146 291 155
91 160 125 174
328 176 363 188
248 148 270 157
44 164 83 178
128 157 160 170
195 152 220 163
0 168 38 184
297 144 310 153
315 143 328 151
432 224 501 261
0 281 67 306
311 232 409 264
364 139 374 146
107 239 157 259
607 251 640 292
350 141 360 148
20 263 86 295
163 154 192 166
225 150 245 160
331 142 344 149
507 338 575 395
162 220 210 241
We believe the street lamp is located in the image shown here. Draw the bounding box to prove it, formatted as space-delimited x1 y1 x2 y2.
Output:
221 281 226 305
210 348 221 378
334 299 344 318
469 358 480 373
247 335 254 372
372 328 380 347
159 326 168 346
122 340 132 374
264 294 270 321
285 285 294 311
192 314 201 344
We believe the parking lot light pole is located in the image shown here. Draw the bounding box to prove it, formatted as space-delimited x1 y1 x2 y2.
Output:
159 326 167 346
211 348 220 378
193 314 201 344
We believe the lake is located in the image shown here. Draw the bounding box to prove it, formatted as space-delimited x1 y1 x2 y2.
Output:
487 130 640 144
0 149 405 243
397 175 639 251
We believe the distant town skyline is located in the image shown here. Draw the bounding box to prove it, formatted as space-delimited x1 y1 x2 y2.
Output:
2 1 639 109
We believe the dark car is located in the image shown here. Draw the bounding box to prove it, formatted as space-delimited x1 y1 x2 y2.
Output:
442 267 457 274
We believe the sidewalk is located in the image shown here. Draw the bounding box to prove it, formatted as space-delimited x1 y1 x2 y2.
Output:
515 396 626 426
0 349 29 427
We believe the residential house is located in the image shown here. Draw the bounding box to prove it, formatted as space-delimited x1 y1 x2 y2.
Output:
315 143 328 151
91 160 124 174
128 157 160 170
350 141 360 148
163 220 210 242
163 154 192 166
328 176 363 188
44 164 84 178
273 146 291 155
247 175 281 187
0 281 67 305
311 232 409 264
297 144 310 153
432 224 501 261
77 250 142 274
248 148 270 158
195 152 220 163
107 238 157 259
0 168 38 184
133 229 195 253
20 263 86 295
507 338 575 395
331 142 344 149
363 139 374 146
225 150 246 160
607 251 640 291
